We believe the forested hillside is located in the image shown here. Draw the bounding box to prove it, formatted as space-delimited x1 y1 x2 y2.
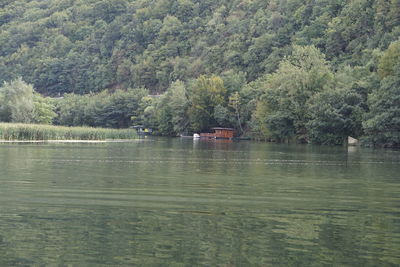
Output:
1 0 398 94
0 0 399 146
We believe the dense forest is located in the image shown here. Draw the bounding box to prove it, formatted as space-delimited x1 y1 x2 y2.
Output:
0 0 399 147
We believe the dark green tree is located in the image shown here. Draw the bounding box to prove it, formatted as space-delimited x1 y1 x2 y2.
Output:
363 44 400 148
252 45 334 143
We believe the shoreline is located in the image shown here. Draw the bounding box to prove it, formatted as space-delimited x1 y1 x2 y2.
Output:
0 139 144 144
0 123 138 141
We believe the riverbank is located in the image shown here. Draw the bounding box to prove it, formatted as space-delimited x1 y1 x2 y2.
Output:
0 140 144 144
0 123 137 141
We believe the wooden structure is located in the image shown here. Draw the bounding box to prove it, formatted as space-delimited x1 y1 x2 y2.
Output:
200 127 234 140
131 125 152 136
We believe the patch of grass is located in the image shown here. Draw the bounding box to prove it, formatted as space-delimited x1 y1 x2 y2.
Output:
0 123 137 140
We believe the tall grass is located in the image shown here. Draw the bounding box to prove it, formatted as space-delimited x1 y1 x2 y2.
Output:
0 123 137 140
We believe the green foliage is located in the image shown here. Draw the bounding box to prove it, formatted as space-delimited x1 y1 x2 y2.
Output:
1 0 398 95
0 78 58 125
188 75 227 132
221 70 247 94
307 89 364 145
143 80 189 136
0 78 35 123
55 94 90 126
56 88 148 128
363 57 400 148
0 1 399 147
306 65 374 145
228 92 244 133
251 101 271 141
253 45 334 143
378 40 400 79
167 80 189 134
213 104 230 127
0 123 137 140
33 93 57 124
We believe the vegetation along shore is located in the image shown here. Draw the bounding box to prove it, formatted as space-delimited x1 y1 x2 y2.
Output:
0 0 399 147
0 123 137 141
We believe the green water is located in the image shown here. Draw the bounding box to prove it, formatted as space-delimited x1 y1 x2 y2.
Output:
0 139 399 266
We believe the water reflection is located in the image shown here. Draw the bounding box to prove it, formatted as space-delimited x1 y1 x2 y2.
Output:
0 139 400 266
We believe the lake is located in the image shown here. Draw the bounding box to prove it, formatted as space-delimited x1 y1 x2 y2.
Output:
0 138 399 266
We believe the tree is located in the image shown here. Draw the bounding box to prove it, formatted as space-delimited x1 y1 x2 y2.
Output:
188 75 227 132
0 78 35 123
363 53 400 147
0 0 397 97
228 92 244 133
378 40 400 79
363 76 400 147
55 94 90 126
91 88 148 128
56 88 149 128
252 45 334 143
154 80 189 135
33 93 57 124
0 78 56 124
221 70 246 95
156 96 174 135
168 81 189 134
213 104 230 127
307 89 364 145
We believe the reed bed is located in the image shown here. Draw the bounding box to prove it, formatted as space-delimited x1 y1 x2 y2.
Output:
0 123 137 140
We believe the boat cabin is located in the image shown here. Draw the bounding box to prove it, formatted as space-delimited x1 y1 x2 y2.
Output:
200 127 234 140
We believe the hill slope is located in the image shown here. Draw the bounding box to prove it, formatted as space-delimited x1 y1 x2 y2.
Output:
1 0 399 95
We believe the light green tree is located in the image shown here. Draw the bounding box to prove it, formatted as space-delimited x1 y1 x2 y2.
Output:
0 78 35 123
33 93 57 124
378 40 400 79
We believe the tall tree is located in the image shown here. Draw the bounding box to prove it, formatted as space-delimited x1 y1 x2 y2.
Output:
252 45 334 143
0 78 35 123
363 42 400 148
188 75 227 132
